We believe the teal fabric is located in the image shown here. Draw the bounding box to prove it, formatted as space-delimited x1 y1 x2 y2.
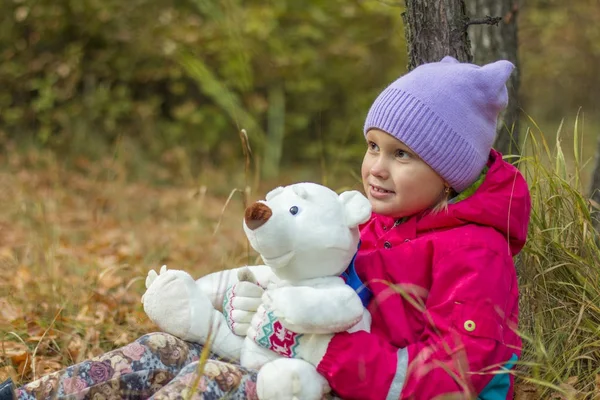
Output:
478 353 518 400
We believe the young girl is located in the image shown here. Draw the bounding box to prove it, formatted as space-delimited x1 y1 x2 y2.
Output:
5 56 530 400
244 55 531 400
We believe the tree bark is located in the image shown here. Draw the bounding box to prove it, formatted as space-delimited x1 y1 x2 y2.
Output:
467 0 521 155
402 0 473 70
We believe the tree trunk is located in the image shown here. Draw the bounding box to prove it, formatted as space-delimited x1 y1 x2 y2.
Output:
590 133 600 232
402 0 473 70
467 0 521 156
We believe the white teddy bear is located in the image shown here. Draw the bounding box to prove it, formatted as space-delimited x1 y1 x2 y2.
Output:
142 182 372 400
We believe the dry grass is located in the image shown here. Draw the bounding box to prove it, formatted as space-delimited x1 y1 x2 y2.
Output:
0 145 253 385
515 118 600 399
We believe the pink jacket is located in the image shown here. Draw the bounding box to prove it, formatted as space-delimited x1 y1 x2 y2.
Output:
317 150 531 400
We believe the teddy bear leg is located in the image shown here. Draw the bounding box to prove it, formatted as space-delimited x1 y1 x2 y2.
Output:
143 267 245 361
256 358 330 400
143 268 214 341
200 310 245 362
240 337 281 371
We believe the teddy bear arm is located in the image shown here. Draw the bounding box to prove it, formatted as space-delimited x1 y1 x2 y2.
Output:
271 285 364 333
187 309 244 361
197 265 275 311
245 265 278 288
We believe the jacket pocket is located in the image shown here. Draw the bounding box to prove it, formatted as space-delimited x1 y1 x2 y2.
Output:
451 301 505 343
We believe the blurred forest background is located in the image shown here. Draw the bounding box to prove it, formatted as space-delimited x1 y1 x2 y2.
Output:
1 0 599 184
1 0 600 398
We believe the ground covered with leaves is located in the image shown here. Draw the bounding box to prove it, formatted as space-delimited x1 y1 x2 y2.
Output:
0 148 254 385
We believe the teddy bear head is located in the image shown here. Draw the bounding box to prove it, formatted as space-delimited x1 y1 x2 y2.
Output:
242 182 372 281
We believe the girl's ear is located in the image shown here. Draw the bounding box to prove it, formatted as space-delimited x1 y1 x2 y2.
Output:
339 191 372 228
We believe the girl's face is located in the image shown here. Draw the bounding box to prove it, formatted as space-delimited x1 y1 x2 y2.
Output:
361 129 447 218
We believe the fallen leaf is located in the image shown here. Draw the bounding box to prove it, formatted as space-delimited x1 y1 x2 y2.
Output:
27 332 57 342
515 383 538 400
0 366 17 382
0 247 14 261
0 341 28 361
0 299 20 322
113 332 132 346
92 290 118 309
566 376 579 385
34 356 63 377
15 352 32 376
67 335 83 362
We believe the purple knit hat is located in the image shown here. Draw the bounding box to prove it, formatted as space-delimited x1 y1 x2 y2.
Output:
363 56 514 192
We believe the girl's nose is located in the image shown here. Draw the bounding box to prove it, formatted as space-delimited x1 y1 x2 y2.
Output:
370 157 389 179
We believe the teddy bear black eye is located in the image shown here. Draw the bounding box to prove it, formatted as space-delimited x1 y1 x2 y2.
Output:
289 206 299 215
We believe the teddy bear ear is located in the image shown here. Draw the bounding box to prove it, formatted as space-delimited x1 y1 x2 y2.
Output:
291 184 309 199
338 191 372 228
266 186 284 201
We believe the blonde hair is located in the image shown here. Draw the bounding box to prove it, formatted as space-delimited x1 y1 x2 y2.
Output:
431 186 454 214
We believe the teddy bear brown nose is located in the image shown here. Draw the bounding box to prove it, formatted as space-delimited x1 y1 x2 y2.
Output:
244 202 272 230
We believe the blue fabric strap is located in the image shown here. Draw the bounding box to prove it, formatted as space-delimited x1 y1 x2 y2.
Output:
340 241 373 308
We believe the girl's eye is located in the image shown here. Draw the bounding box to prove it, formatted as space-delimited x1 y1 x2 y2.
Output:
368 141 379 151
395 149 410 159
289 206 299 215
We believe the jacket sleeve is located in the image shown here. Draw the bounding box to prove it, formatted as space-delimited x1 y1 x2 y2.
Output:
316 330 405 400
317 245 518 400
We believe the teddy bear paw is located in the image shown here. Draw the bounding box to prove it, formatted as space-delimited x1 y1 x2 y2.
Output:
263 287 315 331
256 358 330 400
142 266 213 341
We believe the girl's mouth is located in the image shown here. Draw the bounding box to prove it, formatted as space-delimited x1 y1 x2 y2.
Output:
371 185 393 193
369 185 394 199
